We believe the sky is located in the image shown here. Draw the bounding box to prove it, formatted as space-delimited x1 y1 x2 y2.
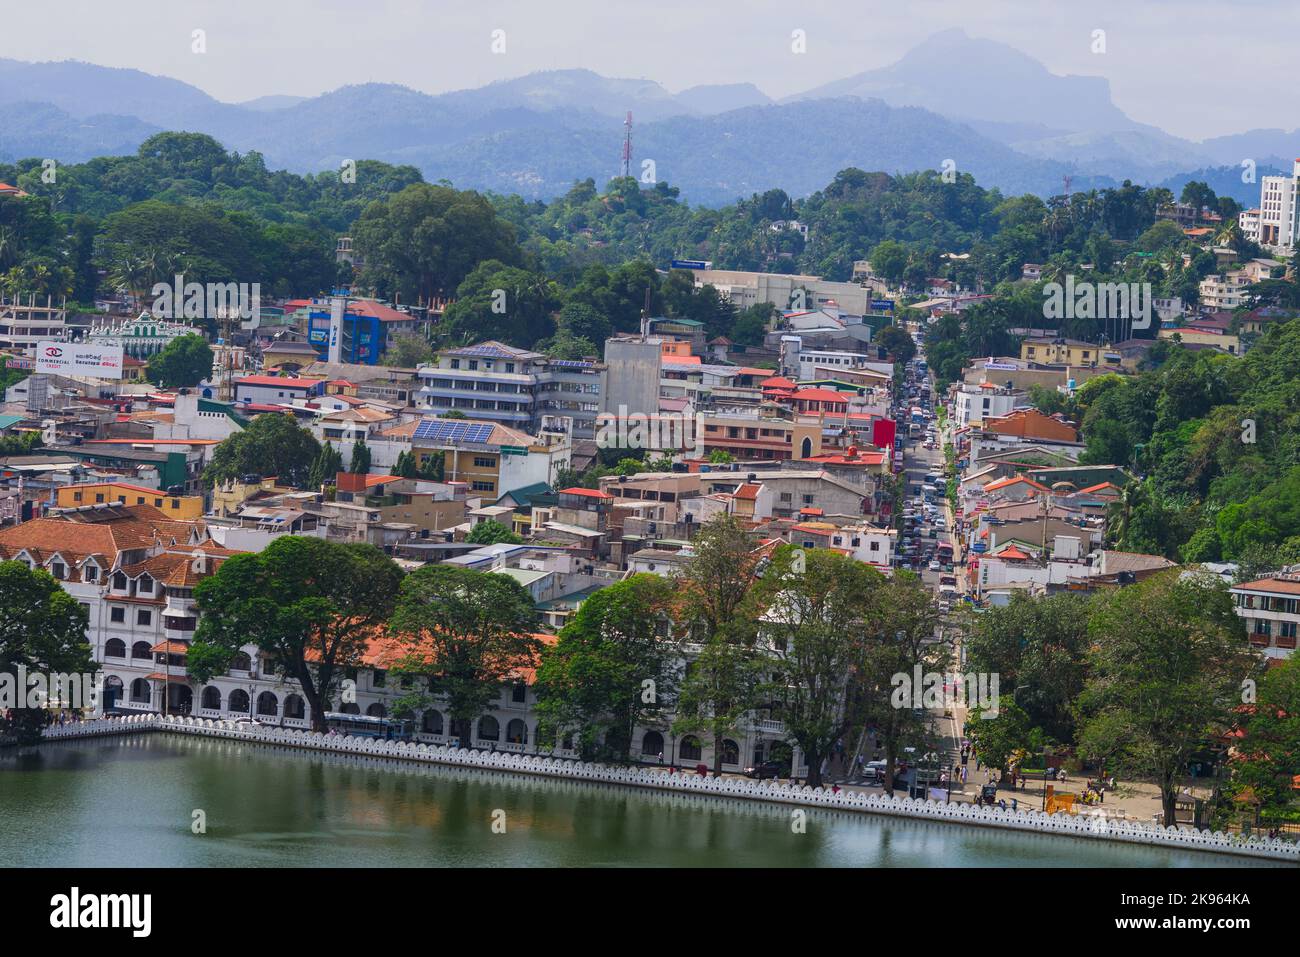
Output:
0 0 1293 140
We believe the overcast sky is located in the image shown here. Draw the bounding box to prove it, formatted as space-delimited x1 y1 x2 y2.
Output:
1 0 1291 140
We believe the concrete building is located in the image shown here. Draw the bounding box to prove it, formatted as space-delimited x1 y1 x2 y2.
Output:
1231 571 1300 663
0 295 70 353
953 382 1029 428
416 342 604 440
54 481 205 519
409 416 571 498
600 336 662 419
234 374 325 407
691 269 873 315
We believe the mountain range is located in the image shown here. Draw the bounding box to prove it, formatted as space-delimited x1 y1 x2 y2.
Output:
1 30 1295 206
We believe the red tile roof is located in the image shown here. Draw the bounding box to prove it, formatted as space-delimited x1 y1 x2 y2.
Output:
560 487 612 499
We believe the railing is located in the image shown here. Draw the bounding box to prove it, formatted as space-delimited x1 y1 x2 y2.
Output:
37 715 1300 863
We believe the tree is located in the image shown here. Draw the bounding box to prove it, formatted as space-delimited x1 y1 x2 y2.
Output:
1227 656 1300 817
465 518 522 545
204 413 322 489
308 442 344 490
857 572 945 795
875 324 916 364
672 515 765 775
1075 571 1255 824
145 333 214 389
751 547 884 788
534 574 680 763
352 183 521 305
963 591 1092 744
349 438 372 474
189 537 403 732
0 560 94 745
382 333 433 368
387 565 541 749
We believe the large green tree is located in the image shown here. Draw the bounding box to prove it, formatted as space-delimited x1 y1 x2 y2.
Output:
1075 571 1256 824
534 574 680 763
0 561 94 745
204 412 321 489
189 537 403 732
751 546 885 788
146 333 213 388
387 565 541 749
672 515 765 775
353 182 521 304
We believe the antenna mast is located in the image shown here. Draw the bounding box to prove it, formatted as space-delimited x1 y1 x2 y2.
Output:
622 111 633 179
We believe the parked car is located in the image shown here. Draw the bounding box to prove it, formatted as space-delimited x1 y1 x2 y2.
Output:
929 560 942 571
744 760 785 780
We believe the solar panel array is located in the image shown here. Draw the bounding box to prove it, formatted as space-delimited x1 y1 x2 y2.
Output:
450 344 531 359
413 419 494 444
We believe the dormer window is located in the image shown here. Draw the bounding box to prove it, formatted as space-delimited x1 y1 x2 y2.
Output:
138 575 154 595
84 565 98 582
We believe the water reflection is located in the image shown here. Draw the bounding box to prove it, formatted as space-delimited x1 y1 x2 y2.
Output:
0 735 1287 869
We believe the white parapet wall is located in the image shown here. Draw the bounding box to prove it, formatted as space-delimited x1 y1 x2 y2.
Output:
40 714 1300 863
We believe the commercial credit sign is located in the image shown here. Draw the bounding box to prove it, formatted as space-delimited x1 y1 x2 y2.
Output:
35 341 126 378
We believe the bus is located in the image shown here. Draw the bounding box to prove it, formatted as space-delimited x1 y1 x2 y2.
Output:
324 712 414 741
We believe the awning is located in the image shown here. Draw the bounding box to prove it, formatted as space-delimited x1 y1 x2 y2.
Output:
150 640 189 654
144 672 188 683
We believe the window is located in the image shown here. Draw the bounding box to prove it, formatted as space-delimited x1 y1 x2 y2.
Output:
154 498 163 507
170 500 180 510
51 561 65 579
84 565 98 582
113 572 127 590
104 638 126 658
137 609 152 626
372 669 386 688
680 736 702 761
471 480 495 492
473 456 496 468
95 493 105 503
511 683 527 703
72 491 83 502
110 607 126 623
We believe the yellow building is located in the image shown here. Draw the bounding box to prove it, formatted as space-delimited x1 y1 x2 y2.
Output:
1020 338 1107 367
56 481 205 518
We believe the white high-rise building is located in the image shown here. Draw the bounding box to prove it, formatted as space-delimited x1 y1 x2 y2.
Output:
1256 160 1300 252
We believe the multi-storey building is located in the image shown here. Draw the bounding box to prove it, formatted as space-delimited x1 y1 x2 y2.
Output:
1230 572 1300 663
416 342 604 440
1257 164 1299 251
0 295 70 353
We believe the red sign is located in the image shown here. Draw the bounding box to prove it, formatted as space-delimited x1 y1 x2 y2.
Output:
872 417 896 451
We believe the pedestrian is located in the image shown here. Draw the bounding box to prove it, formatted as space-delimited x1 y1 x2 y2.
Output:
1012 798 1018 812
998 799 1007 811
657 751 663 765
